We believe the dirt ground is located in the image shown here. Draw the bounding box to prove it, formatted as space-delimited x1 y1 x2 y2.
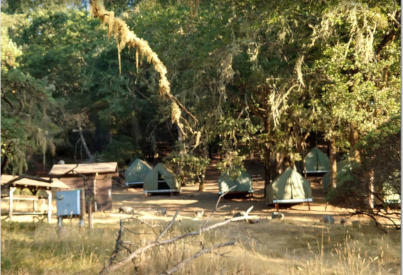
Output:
1 162 379 225
111 162 356 225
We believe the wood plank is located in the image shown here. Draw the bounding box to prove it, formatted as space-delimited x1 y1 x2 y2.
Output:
49 162 118 176
1 175 70 189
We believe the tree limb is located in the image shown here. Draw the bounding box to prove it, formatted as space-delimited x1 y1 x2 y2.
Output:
156 210 179 242
161 241 236 275
98 206 253 274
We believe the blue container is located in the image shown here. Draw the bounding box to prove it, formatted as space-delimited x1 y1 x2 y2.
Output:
56 190 81 216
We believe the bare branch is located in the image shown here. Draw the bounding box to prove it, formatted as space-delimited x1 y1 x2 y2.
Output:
123 216 162 236
161 241 236 275
107 220 124 266
98 207 253 274
201 185 236 229
122 225 152 235
215 186 236 211
156 211 179 242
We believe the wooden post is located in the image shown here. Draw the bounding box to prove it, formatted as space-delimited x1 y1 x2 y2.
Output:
275 203 279 212
93 173 98 212
88 197 93 229
80 188 85 227
46 190 52 223
9 186 16 219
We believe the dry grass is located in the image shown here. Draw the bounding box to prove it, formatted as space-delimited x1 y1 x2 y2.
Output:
1 216 400 275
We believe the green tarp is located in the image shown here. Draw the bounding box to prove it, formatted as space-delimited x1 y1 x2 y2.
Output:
143 163 180 193
218 172 253 194
266 167 312 204
124 158 152 186
304 147 330 173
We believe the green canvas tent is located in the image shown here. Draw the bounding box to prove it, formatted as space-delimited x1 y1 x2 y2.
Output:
383 182 401 205
266 167 312 204
124 159 152 187
143 163 180 194
218 172 253 195
304 147 330 175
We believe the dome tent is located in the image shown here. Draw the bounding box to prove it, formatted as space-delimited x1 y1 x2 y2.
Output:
304 147 330 175
143 163 180 195
218 172 253 195
124 158 152 187
266 166 312 204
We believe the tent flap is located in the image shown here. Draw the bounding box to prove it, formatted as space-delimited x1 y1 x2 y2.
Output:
266 167 312 204
143 163 180 193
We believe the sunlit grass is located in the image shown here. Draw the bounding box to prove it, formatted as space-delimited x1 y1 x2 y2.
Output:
1 218 400 274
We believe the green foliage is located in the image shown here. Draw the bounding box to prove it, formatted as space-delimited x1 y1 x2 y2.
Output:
165 152 210 186
1 16 61 174
358 117 400 206
100 135 141 165
216 151 246 179
1 0 400 196
310 0 400 145
328 117 400 212
326 179 362 209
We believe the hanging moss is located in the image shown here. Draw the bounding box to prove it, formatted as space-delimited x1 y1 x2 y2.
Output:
90 0 199 146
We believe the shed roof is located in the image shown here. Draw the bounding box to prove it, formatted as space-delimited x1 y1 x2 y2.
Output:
1 175 70 189
49 162 118 176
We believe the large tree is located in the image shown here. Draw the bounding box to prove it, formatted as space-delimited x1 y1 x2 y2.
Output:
309 1 400 190
1 13 61 174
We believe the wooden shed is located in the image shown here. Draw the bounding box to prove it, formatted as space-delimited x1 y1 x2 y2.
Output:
1 175 70 222
49 162 118 211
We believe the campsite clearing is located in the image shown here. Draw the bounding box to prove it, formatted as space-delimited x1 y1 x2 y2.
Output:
1 164 400 274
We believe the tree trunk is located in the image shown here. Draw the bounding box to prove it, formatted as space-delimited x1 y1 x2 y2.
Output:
368 168 375 209
198 179 204 192
263 115 273 201
329 137 337 189
349 126 360 162
263 143 271 200
74 120 93 161
263 116 272 200
275 152 284 177
177 123 186 155
1 154 8 174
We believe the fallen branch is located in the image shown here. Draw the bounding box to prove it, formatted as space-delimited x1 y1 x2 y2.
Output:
156 210 179 242
108 220 124 266
98 206 253 274
161 241 236 275
201 185 236 229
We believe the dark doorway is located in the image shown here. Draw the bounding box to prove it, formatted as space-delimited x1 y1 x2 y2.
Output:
158 173 170 190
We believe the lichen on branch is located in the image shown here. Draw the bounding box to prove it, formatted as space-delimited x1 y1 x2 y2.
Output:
90 0 197 136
